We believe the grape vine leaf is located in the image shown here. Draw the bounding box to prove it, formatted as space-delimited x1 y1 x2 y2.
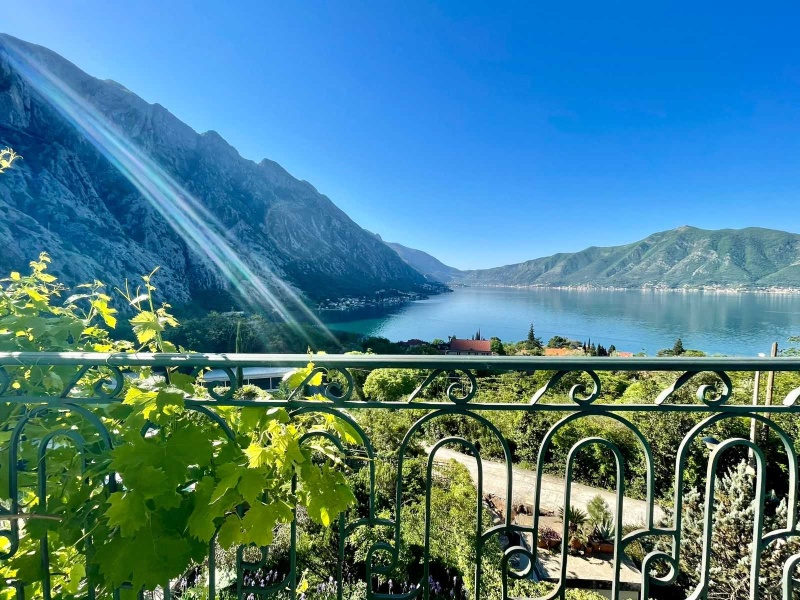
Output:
105 491 148 537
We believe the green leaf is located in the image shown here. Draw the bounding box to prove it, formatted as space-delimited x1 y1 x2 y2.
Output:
329 416 363 445
239 407 264 432
245 442 270 468
282 364 322 391
105 491 147 537
165 425 214 470
188 476 235 542
95 528 193 590
91 298 118 328
237 468 266 504
216 515 242 549
169 371 195 394
156 386 185 413
110 462 181 511
240 500 293 547
298 463 356 527
211 469 241 504
267 407 290 424
122 386 159 419
64 562 86 594
130 311 163 344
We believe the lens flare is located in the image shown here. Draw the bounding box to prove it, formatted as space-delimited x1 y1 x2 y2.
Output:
3 39 339 347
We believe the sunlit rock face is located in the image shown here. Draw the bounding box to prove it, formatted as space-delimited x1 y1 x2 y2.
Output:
0 34 428 309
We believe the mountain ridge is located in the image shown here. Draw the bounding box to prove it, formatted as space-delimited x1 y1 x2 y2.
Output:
0 34 436 310
370 233 461 283
452 225 800 290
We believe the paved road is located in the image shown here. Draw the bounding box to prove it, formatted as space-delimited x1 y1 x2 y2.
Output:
429 447 665 525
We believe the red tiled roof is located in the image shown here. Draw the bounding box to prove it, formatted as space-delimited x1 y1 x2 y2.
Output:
448 339 492 352
544 348 575 356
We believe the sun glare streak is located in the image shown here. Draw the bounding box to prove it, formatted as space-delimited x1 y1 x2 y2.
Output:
3 40 340 348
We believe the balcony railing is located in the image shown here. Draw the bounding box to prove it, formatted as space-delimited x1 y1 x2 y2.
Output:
2 352 800 600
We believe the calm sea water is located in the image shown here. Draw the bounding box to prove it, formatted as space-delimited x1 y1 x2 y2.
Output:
321 287 800 356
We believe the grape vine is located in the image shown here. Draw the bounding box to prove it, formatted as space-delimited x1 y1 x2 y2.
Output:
0 255 358 598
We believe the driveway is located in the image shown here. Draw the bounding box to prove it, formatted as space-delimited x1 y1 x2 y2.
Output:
428 447 665 525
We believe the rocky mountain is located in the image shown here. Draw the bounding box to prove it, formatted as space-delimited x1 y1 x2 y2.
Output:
0 34 434 310
372 234 460 283
454 226 800 289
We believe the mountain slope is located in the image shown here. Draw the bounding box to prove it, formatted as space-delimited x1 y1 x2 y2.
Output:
0 34 431 307
374 235 461 283
454 226 800 289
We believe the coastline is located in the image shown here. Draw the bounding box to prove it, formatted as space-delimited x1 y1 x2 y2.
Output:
316 283 451 311
448 283 800 295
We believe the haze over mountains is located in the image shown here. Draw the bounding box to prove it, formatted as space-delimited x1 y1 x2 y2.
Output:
387 226 800 290
2 35 800 310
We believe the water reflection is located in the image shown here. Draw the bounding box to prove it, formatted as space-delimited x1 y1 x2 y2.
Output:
322 287 800 356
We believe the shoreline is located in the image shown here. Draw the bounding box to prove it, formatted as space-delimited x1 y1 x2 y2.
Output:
316 284 451 312
448 283 800 295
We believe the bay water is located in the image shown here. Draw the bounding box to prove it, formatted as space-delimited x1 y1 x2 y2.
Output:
321 287 800 356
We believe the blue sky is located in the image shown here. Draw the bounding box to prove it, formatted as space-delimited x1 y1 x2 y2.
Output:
5 1 800 269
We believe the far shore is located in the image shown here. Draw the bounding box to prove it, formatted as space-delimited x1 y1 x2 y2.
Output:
449 283 800 295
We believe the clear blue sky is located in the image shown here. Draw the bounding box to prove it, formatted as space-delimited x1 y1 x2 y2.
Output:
5 1 800 269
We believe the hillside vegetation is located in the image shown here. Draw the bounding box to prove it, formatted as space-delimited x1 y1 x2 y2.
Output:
454 226 800 289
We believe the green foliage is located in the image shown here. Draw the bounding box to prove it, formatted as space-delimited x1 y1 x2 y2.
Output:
457 225 800 289
489 336 506 355
362 368 419 402
547 335 571 349
664 460 800 598
524 322 543 351
558 505 588 530
0 259 357 597
165 310 363 354
586 494 613 528
784 336 800 357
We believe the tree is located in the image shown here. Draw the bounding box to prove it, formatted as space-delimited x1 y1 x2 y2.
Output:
525 323 543 350
586 495 613 529
547 335 570 349
783 336 800 357
608 344 616 355
362 368 419 401
666 460 799 599
673 337 686 356
490 336 506 355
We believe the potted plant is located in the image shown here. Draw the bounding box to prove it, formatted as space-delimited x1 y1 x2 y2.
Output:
537 526 562 550
558 505 588 533
568 534 584 555
587 520 615 554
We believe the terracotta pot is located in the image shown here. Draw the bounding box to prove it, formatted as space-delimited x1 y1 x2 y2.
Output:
569 537 583 551
598 542 614 554
537 538 560 550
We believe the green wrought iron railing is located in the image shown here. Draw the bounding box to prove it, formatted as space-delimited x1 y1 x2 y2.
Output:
2 352 800 600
